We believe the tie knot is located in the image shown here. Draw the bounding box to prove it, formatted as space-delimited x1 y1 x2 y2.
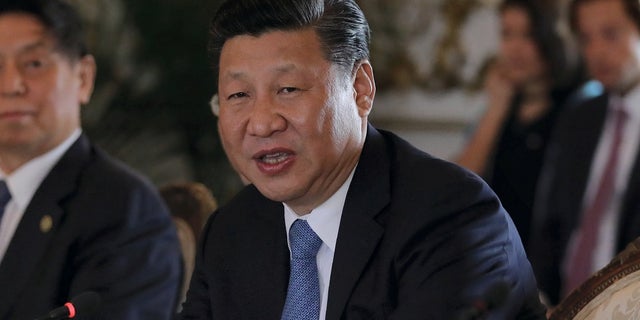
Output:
0 180 10 207
289 219 322 259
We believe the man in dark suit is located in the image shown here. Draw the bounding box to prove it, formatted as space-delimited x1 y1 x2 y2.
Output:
179 0 546 319
0 0 181 319
530 0 640 306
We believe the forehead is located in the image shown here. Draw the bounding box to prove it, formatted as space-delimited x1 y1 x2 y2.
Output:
219 29 329 76
501 7 530 26
0 12 52 55
577 0 632 29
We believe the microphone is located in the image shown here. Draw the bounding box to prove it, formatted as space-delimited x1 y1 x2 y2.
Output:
456 281 510 320
35 291 101 320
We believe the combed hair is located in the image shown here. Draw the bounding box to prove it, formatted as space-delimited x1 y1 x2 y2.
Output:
569 0 640 34
0 0 88 60
208 0 370 89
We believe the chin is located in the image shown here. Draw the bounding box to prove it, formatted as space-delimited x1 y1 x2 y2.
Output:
597 78 618 91
253 182 296 203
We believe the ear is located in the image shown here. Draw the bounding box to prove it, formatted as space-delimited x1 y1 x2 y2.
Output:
77 55 96 105
352 60 376 118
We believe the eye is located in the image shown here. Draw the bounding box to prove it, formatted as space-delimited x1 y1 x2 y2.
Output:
20 58 47 75
279 87 299 94
227 92 249 100
24 59 44 69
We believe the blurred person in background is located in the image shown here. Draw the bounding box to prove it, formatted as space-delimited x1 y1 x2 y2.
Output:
456 0 583 248
530 0 640 306
160 181 217 309
161 181 218 241
0 0 181 318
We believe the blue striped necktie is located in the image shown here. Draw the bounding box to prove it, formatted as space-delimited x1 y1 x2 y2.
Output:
281 219 322 320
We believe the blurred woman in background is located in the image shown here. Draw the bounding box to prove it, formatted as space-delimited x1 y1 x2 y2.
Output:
456 0 583 248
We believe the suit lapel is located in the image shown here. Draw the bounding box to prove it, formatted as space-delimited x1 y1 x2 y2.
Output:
0 136 90 318
565 95 609 223
227 191 289 318
326 125 388 320
618 129 640 249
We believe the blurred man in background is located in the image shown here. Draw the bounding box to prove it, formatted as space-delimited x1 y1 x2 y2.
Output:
0 0 181 318
531 0 640 306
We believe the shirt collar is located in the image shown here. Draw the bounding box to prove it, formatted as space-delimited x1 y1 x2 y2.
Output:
620 84 640 120
0 129 81 211
284 167 356 252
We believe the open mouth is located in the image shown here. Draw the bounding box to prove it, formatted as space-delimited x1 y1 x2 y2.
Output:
259 152 290 164
253 149 295 174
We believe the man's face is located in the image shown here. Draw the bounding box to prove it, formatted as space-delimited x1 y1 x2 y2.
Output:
217 29 374 214
0 13 94 171
577 0 640 91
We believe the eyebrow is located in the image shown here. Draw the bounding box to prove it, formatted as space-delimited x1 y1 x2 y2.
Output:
19 40 50 54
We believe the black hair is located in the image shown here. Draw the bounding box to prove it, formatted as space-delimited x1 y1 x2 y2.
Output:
570 0 640 34
0 0 88 60
208 0 370 88
499 0 569 86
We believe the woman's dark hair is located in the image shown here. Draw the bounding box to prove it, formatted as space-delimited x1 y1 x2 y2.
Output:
499 0 570 86
0 0 88 61
208 0 370 89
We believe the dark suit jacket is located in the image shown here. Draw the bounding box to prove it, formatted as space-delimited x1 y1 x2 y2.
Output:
180 125 545 319
530 92 640 305
0 134 182 320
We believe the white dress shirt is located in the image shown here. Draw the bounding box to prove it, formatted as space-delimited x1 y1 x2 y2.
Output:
580 87 640 272
0 129 81 262
283 168 355 320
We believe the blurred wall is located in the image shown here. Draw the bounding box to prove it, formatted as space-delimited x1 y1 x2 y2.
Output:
69 0 244 202
361 0 500 160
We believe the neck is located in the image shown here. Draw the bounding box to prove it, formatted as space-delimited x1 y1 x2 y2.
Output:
0 154 29 175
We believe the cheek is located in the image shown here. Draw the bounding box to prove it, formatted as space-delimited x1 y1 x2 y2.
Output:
618 44 639 65
512 41 540 66
526 46 543 65
41 80 79 112
217 117 242 149
30 85 63 118
499 43 517 63
584 48 602 67
326 102 360 147
529 57 546 77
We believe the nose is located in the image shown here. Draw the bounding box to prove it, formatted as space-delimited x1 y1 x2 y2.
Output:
246 94 287 137
583 37 607 64
0 63 27 97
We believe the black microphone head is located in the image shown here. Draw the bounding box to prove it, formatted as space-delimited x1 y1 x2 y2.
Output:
35 291 102 320
69 291 101 317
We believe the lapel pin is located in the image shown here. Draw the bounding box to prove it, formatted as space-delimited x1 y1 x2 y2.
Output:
40 215 53 233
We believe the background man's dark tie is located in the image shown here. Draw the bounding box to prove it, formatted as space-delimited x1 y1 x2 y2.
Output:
563 104 627 296
0 180 11 221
